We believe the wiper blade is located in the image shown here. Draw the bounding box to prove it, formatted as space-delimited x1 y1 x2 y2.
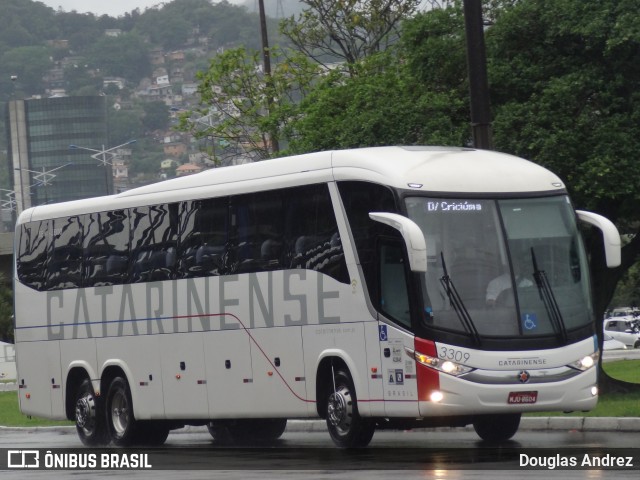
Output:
531 248 568 343
439 252 481 346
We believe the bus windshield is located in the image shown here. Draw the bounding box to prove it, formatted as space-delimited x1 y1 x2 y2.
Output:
404 195 593 341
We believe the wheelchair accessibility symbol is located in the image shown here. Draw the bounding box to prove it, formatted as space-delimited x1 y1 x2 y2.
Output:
522 313 538 331
379 325 388 342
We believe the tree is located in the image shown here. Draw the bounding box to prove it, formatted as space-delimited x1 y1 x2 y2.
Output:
142 101 171 132
286 7 470 153
180 46 319 161
0 274 13 343
108 108 144 146
1 46 52 94
89 32 151 83
280 0 422 75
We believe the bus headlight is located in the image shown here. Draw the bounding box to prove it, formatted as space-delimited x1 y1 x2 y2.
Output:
569 352 599 371
411 349 474 377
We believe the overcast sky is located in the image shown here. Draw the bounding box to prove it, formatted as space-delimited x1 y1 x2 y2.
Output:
38 0 246 17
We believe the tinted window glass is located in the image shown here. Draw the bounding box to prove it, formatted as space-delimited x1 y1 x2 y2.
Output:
83 210 130 286
285 184 348 283
46 216 83 289
338 181 399 301
131 204 178 282
177 198 228 278
379 241 411 328
231 190 284 273
17 221 49 291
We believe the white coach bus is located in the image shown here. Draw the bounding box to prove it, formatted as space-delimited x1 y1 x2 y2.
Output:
13 146 620 447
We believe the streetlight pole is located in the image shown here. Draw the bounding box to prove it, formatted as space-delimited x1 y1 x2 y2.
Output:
69 140 137 195
14 163 71 207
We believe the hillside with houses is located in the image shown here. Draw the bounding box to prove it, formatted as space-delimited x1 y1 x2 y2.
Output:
0 0 302 188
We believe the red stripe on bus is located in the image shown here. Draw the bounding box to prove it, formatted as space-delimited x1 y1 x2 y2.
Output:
415 337 440 402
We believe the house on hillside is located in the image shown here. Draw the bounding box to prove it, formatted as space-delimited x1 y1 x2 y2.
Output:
176 163 203 176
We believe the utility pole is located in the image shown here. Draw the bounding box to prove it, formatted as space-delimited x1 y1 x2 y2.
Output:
258 0 280 154
463 0 493 150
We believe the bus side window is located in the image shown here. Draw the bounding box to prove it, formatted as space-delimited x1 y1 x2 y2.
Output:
285 184 349 284
46 215 83 289
177 198 228 278
17 220 50 291
83 210 130 287
130 204 178 282
230 190 284 274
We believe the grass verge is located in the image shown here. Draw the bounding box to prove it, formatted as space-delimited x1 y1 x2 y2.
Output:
0 391 73 427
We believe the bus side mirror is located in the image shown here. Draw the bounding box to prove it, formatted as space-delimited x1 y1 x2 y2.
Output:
369 212 427 273
576 210 621 268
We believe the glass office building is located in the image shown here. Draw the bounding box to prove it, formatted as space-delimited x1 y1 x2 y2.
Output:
7 96 110 213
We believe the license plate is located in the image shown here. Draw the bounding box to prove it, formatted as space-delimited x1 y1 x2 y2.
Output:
508 391 538 404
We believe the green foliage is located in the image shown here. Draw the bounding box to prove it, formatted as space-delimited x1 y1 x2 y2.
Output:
0 0 281 101
64 62 103 96
280 0 422 75
0 274 13 343
487 0 640 220
108 108 144 146
610 261 640 308
182 45 320 160
89 32 151 83
1 46 52 93
142 101 171 132
285 6 470 153
0 392 72 427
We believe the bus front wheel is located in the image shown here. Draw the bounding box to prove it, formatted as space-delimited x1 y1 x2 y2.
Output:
326 368 375 448
105 376 138 446
74 379 109 446
473 413 521 442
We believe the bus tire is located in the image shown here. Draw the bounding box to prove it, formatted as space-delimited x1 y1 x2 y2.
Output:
473 413 521 442
207 421 233 443
249 419 287 442
207 419 287 444
326 368 375 448
105 376 138 446
135 422 170 446
74 379 109 446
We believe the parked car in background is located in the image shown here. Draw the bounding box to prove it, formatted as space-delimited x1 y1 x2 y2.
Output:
606 307 640 318
603 318 640 349
602 333 627 351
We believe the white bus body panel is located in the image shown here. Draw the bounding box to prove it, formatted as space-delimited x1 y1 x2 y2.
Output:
249 327 307 416
204 329 254 418
16 340 64 420
159 332 208 419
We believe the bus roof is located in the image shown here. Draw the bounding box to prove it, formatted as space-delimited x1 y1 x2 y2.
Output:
18 146 565 223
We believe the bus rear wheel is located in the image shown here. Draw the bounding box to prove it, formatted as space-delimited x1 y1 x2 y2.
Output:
74 379 109 446
326 368 375 448
135 422 170 446
105 376 138 446
473 413 521 442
